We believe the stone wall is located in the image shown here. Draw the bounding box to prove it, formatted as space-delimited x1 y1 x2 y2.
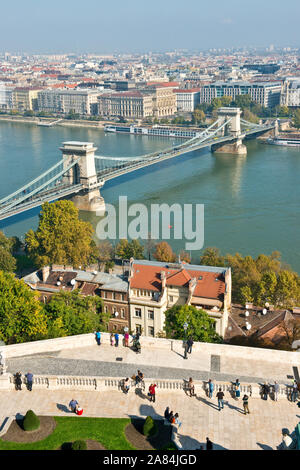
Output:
1 332 300 365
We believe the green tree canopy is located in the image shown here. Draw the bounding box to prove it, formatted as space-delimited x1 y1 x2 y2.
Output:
43 290 108 338
25 200 96 268
0 231 16 272
0 271 47 344
115 239 145 260
293 109 300 129
164 305 222 342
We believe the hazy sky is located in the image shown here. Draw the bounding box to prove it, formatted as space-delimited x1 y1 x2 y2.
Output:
1 0 300 54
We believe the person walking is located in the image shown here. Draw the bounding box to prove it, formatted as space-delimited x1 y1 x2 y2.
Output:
124 331 129 347
14 372 22 391
242 394 250 414
115 332 119 347
95 330 101 346
164 406 170 421
206 437 213 450
110 333 115 346
216 388 225 411
26 371 33 391
208 379 214 399
274 381 279 401
148 383 157 402
187 377 195 397
135 370 144 388
69 398 78 413
186 336 194 354
234 379 241 400
262 382 270 400
123 378 131 394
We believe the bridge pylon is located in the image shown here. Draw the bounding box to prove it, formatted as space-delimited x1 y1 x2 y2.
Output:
213 107 247 155
60 141 105 212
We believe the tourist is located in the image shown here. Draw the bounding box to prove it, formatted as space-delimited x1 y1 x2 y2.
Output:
115 332 119 347
186 336 194 354
15 372 22 391
262 382 270 400
76 406 83 416
164 406 170 421
69 398 79 413
242 394 250 414
26 371 33 391
135 370 144 387
187 377 195 397
292 380 298 402
124 331 129 347
174 413 182 428
216 388 225 411
110 333 115 346
123 378 131 394
95 330 101 346
206 437 213 450
208 379 214 399
169 411 175 424
148 383 157 402
234 379 241 400
274 381 279 401
279 432 293 450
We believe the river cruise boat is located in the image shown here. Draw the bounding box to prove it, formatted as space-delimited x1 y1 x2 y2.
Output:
104 124 202 139
267 136 300 147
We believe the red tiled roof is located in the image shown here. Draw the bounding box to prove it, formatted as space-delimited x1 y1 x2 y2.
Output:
130 264 225 299
174 88 200 93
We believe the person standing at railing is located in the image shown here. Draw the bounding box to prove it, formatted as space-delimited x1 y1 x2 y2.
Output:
242 394 250 414
234 379 241 400
95 330 101 346
26 371 33 391
208 379 214 399
115 332 119 347
110 333 115 346
148 383 157 403
292 380 298 402
14 372 22 391
262 382 270 400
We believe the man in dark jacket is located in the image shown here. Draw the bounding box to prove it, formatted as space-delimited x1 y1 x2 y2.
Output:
15 372 22 391
262 383 270 400
26 371 33 391
187 337 194 354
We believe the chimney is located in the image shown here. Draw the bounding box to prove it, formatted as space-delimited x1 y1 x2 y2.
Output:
160 271 166 289
42 266 50 283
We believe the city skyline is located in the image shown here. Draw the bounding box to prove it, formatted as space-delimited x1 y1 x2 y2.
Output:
1 0 300 54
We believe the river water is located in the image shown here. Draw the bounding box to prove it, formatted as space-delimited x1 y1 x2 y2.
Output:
0 121 299 272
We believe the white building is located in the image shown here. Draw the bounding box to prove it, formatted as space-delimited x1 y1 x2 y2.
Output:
174 88 200 113
37 89 101 115
281 78 300 107
0 83 13 110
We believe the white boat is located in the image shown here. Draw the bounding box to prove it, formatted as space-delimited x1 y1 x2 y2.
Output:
267 137 300 147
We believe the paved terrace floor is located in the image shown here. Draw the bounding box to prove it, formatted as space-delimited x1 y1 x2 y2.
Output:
3 341 300 450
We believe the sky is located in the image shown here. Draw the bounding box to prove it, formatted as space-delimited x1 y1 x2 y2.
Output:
1 0 300 54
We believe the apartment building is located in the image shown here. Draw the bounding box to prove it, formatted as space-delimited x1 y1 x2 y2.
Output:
0 85 13 110
200 81 282 108
37 89 100 115
97 91 154 118
147 83 178 117
12 87 41 111
22 265 130 333
174 88 200 112
128 260 231 338
280 78 300 107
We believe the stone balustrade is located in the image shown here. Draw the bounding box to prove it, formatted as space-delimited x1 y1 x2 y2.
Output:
0 373 293 401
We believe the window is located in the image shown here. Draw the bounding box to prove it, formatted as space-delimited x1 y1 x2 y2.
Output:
169 296 174 303
148 310 154 320
148 326 154 337
135 308 142 318
121 308 125 318
113 292 117 300
103 291 107 299
136 324 142 334
104 306 108 313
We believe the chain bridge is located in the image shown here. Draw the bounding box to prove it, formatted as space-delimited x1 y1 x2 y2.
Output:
0 107 275 220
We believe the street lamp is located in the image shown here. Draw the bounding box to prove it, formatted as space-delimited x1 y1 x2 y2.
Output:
183 322 188 360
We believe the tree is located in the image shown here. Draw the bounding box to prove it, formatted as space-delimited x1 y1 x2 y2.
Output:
164 305 222 342
233 94 252 110
192 108 205 125
200 247 225 267
0 271 48 344
153 241 176 263
0 231 16 272
242 109 259 124
115 239 144 260
278 317 300 349
293 109 300 129
25 200 96 268
43 290 108 338
179 250 191 264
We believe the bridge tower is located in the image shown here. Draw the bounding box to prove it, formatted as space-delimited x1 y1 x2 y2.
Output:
213 107 247 155
60 141 105 212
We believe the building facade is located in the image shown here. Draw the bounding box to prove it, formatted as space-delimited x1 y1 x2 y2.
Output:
97 91 154 118
174 88 200 112
280 78 300 107
12 87 41 111
37 89 100 115
128 259 231 338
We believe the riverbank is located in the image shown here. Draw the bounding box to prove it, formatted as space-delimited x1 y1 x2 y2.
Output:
0 114 114 129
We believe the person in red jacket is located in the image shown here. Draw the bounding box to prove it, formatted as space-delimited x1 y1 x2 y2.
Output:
148 383 157 402
76 406 83 416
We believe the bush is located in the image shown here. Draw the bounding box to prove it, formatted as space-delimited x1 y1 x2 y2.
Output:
23 410 40 431
143 416 157 436
71 440 87 450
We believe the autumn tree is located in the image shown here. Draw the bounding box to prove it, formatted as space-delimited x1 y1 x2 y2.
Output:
153 241 176 263
0 271 47 344
25 200 96 268
179 250 191 264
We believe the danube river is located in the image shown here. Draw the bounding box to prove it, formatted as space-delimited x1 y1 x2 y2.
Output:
0 120 299 272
